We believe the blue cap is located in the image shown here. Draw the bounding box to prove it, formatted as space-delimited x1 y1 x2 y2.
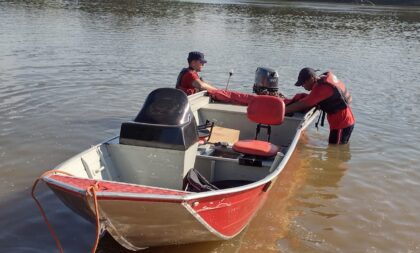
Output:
188 51 207 63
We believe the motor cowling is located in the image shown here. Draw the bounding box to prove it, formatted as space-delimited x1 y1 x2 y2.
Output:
253 67 279 94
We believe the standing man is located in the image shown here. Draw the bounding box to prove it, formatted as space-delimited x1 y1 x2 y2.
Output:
286 68 355 144
175 51 217 95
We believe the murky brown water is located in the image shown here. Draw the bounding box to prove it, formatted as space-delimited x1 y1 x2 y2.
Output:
1 0 420 252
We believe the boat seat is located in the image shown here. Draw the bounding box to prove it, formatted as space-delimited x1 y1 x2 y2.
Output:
117 88 199 190
233 139 279 157
232 95 285 157
119 88 198 150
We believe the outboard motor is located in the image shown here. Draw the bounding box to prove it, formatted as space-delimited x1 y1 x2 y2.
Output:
253 67 279 94
118 88 199 190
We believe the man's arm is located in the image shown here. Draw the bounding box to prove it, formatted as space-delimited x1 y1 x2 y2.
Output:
284 93 308 105
192 79 217 91
286 85 333 114
285 101 310 114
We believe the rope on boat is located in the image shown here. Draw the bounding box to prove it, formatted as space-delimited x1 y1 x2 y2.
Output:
31 170 72 253
31 170 102 253
86 181 101 253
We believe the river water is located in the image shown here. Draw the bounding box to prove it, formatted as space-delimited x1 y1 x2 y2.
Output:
0 0 419 252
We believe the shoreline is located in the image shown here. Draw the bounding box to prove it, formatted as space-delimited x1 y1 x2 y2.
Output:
284 0 420 6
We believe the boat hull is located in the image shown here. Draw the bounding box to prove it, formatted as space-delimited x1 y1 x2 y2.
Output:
37 91 320 250
45 176 271 250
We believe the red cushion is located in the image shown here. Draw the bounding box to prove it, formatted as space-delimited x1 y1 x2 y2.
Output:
233 140 279 157
247 95 285 125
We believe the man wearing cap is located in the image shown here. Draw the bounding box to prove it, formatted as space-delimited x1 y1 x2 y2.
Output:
286 68 355 144
175 51 217 95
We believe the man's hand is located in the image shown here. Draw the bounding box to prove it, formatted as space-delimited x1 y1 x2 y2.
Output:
278 92 286 99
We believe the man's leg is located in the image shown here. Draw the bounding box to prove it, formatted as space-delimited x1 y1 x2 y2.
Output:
329 125 354 144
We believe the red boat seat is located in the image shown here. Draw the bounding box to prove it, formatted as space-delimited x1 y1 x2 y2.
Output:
247 95 285 125
233 140 279 157
233 95 285 157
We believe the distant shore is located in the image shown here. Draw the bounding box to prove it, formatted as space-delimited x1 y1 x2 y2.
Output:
289 0 420 6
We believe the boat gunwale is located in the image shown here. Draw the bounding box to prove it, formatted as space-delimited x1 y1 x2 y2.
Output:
42 101 319 201
43 129 305 202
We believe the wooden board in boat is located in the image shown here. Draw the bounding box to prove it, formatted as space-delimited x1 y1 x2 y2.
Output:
208 126 240 144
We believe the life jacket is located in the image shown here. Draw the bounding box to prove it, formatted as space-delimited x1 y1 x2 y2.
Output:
317 72 352 114
175 67 198 95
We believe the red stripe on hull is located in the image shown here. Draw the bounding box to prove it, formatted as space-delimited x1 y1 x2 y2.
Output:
47 183 185 203
47 175 188 196
188 184 270 237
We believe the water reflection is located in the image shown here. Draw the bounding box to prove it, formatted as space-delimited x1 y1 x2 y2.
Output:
97 232 246 253
306 144 351 187
295 144 351 213
275 143 352 252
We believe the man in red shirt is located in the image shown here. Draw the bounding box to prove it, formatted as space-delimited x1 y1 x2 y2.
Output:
286 68 355 144
175 51 217 95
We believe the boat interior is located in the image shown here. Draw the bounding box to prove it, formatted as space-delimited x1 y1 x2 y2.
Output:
57 88 311 192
